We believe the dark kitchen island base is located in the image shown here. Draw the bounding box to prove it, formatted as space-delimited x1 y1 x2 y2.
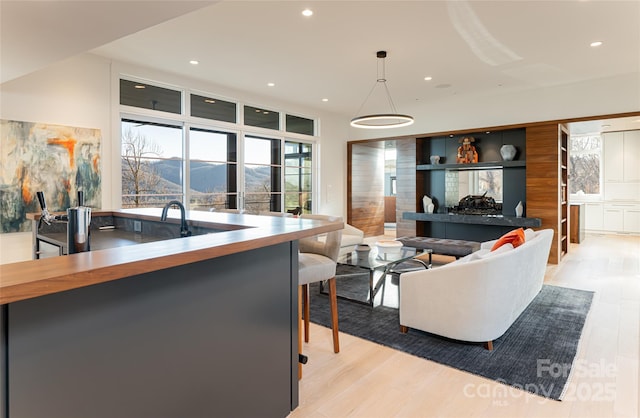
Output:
3 242 298 418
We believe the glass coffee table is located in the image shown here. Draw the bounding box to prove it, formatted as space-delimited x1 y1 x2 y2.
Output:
326 246 432 307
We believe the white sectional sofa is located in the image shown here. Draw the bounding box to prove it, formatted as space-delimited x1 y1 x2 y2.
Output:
399 228 554 350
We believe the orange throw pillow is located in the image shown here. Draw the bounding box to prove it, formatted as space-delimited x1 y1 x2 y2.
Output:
491 228 525 251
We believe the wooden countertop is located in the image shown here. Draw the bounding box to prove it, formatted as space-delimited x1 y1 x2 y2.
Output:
2 209 342 305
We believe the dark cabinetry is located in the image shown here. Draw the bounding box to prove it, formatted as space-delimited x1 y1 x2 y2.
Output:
414 128 529 241
6 243 298 418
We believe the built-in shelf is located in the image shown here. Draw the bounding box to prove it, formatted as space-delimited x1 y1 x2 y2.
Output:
417 160 526 171
560 126 569 258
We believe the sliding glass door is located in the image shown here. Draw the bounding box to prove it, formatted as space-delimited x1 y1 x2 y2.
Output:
188 128 238 211
243 135 282 213
284 141 312 214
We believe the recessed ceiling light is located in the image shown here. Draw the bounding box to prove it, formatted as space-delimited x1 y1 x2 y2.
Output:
302 8 313 17
424 76 433 81
590 41 603 47
322 98 329 102
602 124 611 128
134 85 145 89
267 82 275 87
189 60 199 65
204 99 216 104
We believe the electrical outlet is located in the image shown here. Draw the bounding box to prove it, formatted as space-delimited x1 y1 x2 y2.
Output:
134 220 142 233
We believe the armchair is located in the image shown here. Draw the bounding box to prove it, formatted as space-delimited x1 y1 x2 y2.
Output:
339 223 365 256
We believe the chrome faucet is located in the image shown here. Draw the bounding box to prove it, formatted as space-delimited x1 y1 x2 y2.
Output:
160 200 192 237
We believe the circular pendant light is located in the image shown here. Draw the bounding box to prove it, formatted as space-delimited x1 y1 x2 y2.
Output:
350 114 415 129
350 51 414 129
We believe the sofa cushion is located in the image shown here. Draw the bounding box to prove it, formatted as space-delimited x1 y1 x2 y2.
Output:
475 243 514 258
491 228 525 251
524 228 536 242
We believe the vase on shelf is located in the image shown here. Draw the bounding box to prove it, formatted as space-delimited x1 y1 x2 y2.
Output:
515 201 523 217
500 144 517 161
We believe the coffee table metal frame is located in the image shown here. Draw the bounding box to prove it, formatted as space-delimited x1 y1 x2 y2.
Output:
324 246 432 307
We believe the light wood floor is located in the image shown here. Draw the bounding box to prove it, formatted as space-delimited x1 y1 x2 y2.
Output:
290 233 640 418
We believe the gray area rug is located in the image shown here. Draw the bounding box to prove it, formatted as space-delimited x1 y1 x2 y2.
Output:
309 279 594 400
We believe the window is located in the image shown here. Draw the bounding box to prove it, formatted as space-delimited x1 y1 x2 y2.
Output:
244 105 280 130
121 120 183 207
188 128 238 210
286 114 314 135
190 94 237 123
284 141 312 214
569 135 601 195
244 136 282 213
120 78 316 213
120 80 181 114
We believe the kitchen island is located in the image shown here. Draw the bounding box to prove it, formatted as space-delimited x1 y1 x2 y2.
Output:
1 208 341 418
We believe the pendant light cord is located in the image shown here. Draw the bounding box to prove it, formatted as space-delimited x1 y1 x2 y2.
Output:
353 53 399 117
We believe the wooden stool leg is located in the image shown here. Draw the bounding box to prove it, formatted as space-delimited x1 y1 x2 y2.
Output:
298 285 303 380
327 277 340 353
302 284 310 342
485 340 494 351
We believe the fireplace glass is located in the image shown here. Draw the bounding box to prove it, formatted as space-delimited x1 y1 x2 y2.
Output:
445 169 503 209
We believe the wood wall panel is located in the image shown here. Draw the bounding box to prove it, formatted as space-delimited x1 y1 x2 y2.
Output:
384 196 396 223
396 138 417 238
348 142 385 236
526 124 561 263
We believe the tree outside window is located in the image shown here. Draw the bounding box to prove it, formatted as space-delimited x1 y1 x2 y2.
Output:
569 135 601 195
121 120 183 207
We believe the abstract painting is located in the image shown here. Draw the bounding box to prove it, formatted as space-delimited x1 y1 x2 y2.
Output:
0 120 101 233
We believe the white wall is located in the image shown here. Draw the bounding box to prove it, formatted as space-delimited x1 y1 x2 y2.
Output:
0 54 350 264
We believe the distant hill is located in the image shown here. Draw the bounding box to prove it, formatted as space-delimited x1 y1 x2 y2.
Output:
130 159 274 194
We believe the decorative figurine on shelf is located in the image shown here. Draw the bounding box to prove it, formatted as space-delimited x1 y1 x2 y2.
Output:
515 201 523 217
456 136 479 164
422 195 435 213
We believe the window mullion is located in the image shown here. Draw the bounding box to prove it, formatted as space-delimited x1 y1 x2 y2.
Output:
183 125 190 206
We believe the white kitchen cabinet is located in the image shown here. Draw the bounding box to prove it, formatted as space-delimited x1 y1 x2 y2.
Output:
604 130 640 183
603 207 624 231
604 130 640 201
603 203 640 233
584 202 603 230
624 208 640 233
623 130 640 182
604 132 624 182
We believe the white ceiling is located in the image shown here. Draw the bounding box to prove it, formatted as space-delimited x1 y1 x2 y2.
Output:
2 0 639 134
